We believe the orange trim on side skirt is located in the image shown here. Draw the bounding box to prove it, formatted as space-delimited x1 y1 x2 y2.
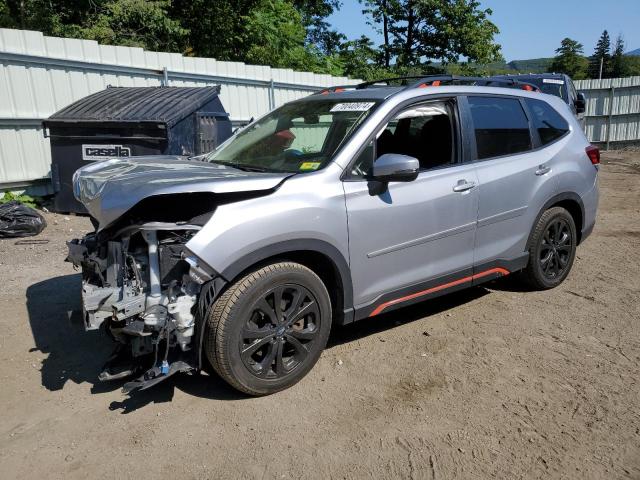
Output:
369 267 510 317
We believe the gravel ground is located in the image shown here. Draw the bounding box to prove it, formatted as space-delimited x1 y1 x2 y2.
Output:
0 152 639 479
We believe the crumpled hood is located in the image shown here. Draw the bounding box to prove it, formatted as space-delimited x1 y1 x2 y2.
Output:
73 155 291 227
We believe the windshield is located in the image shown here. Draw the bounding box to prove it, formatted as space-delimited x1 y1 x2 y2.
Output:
525 78 567 101
207 99 379 173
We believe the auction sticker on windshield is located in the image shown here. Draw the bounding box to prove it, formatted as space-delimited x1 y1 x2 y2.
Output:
543 78 564 85
330 102 376 112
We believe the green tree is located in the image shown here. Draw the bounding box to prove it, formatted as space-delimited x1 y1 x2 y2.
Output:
624 56 640 76
610 34 628 78
292 0 343 54
0 0 14 28
79 0 187 51
361 0 394 68
0 0 97 36
589 29 611 79
170 0 344 72
170 0 259 60
0 0 186 51
550 38 588 79
336 35 393 80
361 0 502 72
0 0 348 74
243 0 343 74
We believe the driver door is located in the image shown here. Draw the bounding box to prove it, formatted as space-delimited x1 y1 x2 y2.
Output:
343 98 480 317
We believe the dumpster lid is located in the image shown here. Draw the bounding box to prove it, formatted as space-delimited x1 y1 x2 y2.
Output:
45 86 226 127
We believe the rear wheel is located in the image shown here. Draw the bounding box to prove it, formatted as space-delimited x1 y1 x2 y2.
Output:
205 262 332 396
522 206 577 289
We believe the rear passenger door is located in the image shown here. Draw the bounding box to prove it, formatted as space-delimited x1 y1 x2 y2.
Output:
465 95 561 272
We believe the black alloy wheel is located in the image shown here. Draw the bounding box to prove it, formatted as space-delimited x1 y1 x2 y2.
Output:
240 284 321 379
539 217 573 280
522 206 577 290
205 262 332 396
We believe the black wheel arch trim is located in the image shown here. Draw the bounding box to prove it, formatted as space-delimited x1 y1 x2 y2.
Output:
529 192 585 247
219 238 355 321
194 239 354 371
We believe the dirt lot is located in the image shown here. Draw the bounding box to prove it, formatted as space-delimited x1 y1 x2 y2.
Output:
0 152 639 479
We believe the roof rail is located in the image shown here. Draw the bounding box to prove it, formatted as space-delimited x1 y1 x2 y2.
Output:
314 85 359 95
356 76 430 88
315 75 540 95
407 75 540 92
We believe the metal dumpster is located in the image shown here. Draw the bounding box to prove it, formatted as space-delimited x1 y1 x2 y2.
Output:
43 86 232 213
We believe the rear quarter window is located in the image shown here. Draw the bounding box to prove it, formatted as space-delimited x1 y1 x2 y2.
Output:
467 96 531 160
525 98 570 145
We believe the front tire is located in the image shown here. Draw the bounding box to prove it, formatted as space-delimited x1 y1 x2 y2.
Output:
522 206 577 290
205 262 332 396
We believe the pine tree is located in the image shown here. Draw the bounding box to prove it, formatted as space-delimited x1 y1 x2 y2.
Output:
550 38 587 79
610 35 628 78
589 30 611 79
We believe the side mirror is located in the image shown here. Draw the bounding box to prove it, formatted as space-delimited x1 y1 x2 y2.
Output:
372 153 419 182
575 92 586 114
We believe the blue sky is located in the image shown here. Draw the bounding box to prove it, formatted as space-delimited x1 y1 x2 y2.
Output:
327 0 640 61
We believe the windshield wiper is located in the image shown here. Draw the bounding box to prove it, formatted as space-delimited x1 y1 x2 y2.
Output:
233 164 273 172
209 160 288 173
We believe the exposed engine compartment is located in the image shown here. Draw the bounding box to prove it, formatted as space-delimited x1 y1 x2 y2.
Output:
66 155 290 394
66 223 212 392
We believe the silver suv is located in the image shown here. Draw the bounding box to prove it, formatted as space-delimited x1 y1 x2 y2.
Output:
67 76 599 396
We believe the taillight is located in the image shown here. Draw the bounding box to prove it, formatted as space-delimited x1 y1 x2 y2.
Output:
585 145 600 166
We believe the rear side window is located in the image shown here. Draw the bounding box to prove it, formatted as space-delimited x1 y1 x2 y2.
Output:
525 98 570 145
468 97 531 160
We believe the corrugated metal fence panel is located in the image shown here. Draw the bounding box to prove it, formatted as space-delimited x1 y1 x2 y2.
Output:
0 28 359 187
574 76 640 91
574 76 640 144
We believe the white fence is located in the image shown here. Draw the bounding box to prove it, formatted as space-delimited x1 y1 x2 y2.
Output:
575 76 640 149
0 28 359 190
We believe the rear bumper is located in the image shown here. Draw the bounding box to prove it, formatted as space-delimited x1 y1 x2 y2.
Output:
579 175 599 244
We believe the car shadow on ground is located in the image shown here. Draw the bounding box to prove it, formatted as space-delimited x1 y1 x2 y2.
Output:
26 273 111 392
481 274 533 293
26 274 492 412
26 274 246 412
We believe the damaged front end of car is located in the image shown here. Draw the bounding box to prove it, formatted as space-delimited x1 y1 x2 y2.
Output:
65 156 289 394
66 223 210 393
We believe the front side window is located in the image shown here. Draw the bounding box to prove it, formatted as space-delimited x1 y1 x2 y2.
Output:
207 100 378 173
468 96 531 160
350 100 455 176
525 98 570 145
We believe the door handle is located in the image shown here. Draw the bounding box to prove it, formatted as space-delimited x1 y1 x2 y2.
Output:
535 165 551 176
453 180 477 192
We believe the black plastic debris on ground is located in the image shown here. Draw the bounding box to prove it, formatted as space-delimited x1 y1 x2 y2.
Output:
0 201 47 238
